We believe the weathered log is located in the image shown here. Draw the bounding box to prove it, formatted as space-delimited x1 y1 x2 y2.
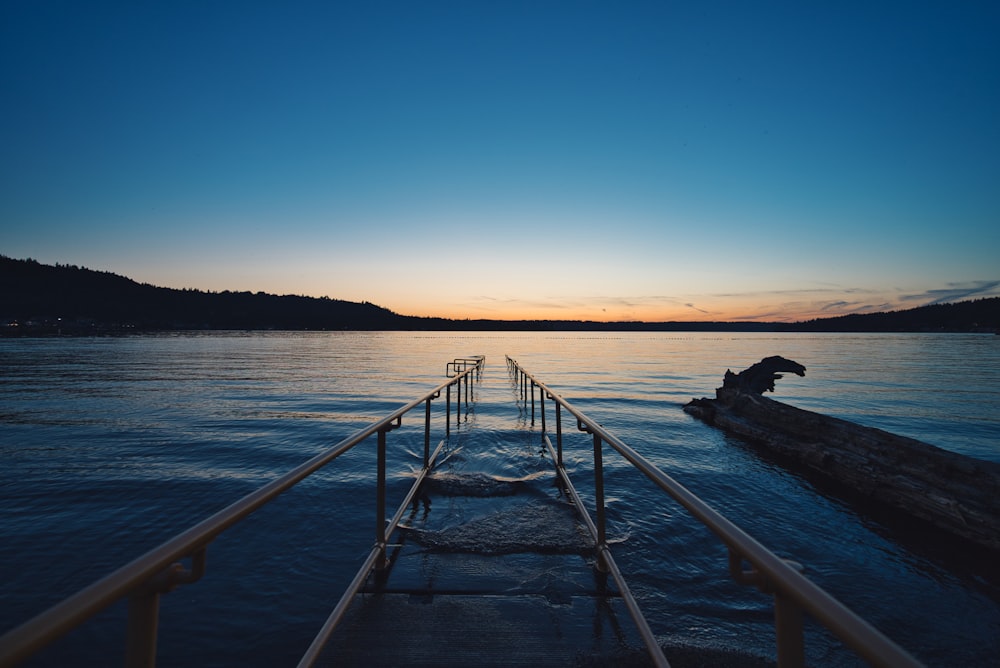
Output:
684 358 1000 553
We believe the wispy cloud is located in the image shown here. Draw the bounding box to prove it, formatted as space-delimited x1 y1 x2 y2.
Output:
685 302 711 314
709 286 880 300
467 296 573 312
900 280 1000 305
818 300 895 315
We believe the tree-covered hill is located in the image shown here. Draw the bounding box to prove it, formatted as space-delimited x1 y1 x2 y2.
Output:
777 297 1000 333
1 256 405 332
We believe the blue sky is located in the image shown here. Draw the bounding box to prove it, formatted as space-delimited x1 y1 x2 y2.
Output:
2 1 998 322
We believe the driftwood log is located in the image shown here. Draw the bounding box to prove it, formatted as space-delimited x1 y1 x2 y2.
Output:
684 357 1000 553
723 355 806 394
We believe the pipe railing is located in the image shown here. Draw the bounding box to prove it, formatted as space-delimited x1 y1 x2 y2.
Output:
506 356 922 668
445 355 483 433
0 357 485 668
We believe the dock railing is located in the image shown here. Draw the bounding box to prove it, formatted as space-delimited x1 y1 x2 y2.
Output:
507 356 923 668
0 357 484 668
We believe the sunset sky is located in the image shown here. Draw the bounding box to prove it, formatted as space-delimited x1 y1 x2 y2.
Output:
2 2 998 322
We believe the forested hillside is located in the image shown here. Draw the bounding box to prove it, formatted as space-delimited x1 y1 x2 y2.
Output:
1 256 405 332
780 297 999 333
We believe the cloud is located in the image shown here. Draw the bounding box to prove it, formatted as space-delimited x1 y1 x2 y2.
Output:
819 300 892 315
900 280 1000 305
729 311 783 321
685 302 711 314
471 295 572 310
709 286 879 300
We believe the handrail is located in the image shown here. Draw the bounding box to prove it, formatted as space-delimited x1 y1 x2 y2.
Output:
542 427 669 668
506 356 923 668
0 357 484 668
447 355 485 377
296 427 451 667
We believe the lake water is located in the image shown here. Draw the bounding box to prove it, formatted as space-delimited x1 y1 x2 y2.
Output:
1 331 998 666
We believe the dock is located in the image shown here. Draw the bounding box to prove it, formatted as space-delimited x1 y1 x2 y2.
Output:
0 356 923 668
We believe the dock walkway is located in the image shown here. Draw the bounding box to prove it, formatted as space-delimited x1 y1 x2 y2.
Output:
0 356 924 668
322 476 645 665
318 361 648 666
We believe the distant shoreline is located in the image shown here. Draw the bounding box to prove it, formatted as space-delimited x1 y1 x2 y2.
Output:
4 323 999 338
3 256 999 335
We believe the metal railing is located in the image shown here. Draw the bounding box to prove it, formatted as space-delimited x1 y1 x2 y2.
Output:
506 356 923 668
0 357 485 668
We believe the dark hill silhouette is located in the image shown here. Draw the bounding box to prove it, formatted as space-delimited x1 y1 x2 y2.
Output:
1 256 404 332
2 256 998 334
776 297 1000 333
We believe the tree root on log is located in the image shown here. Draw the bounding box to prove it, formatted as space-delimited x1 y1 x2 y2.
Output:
684 359 1000 553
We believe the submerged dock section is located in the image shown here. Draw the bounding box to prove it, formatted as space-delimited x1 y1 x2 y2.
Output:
0 356 923 667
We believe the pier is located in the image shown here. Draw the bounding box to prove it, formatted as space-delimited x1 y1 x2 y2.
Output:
0 356 921 667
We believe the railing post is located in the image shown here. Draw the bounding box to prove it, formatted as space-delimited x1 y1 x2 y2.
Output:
774 592 806 668
555 402 563 467
530 381 535 425
376 429 388 570
125 590 160 668
592 432 608 572
540 387 546 435
445 384 451 436
124 551 205 667
456 378 462 425
423 397 432 468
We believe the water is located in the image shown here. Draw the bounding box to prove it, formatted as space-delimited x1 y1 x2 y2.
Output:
1 332 998 666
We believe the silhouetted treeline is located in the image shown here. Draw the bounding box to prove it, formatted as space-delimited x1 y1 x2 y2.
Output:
2 256 997 335
777 298 1000 333
1 256 404 333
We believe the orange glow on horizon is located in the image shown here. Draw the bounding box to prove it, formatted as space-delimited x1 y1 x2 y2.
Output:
387 300 844 324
